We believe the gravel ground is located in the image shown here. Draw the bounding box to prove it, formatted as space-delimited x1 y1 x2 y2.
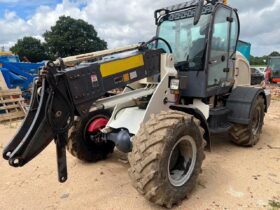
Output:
0 100 280 210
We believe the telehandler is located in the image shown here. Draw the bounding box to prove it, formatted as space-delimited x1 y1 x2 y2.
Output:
3 0 271 207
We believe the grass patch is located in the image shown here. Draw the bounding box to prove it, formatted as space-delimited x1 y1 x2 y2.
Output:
269 200 280 210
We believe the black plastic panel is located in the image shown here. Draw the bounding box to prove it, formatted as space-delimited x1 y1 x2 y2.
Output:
208 107 232 133
64 49 162 116
226 86 267 124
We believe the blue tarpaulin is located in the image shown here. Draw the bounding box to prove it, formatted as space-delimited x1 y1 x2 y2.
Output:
0 55 44 91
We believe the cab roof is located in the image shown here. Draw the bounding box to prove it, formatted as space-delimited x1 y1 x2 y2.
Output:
162 0 224 12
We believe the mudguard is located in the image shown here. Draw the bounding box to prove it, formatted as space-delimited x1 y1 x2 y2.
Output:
226 86 271 125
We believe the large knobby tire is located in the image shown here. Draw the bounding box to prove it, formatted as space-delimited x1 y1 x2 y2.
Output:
229 95 265 146
67 110 115 162
128 111 206 208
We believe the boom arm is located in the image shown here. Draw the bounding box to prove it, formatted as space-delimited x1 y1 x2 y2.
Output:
54 44 141 66
3 46 164 182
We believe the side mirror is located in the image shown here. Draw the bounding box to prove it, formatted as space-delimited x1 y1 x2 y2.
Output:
194 0 204 25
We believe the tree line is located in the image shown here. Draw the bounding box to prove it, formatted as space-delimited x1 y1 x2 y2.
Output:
10 16 280 65
10 16 107 63
250 51 280 66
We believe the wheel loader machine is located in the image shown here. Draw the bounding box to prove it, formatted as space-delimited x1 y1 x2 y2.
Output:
3 0 271 207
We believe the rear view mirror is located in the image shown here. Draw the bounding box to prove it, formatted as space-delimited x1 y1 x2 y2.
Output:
194 0 204 25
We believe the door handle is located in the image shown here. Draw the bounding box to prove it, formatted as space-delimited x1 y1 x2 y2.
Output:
235 67 239 76
223 68 230 73
209 59 218 64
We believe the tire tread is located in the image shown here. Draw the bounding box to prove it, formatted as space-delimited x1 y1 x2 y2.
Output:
128 110 206 207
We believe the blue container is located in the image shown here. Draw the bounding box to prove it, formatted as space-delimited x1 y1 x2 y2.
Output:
0 54 44 99
0 55 44 91
237 40 251 62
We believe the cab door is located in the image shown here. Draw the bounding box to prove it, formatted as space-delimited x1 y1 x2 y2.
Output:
207 6 239 90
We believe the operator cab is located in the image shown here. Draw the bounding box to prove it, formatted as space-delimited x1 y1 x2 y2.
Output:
155 0 240 98
267 56 280 83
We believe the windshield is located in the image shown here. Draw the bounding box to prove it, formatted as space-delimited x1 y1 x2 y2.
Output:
269 58 280 73
158 14 211 70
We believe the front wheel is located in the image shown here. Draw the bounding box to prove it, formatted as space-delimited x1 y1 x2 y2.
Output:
128 111 206 208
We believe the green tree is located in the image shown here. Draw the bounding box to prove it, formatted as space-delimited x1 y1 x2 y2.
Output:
269 51 280 56
250 55 267 66
10 37 48 62
250 51 280 66
43 16 107 58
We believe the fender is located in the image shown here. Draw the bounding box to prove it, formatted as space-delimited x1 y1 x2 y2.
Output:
226 86 271 125
170 105 211 151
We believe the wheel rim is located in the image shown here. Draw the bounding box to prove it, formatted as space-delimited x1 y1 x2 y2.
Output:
84 115 108 144
167 136 197 187
252 106 261 135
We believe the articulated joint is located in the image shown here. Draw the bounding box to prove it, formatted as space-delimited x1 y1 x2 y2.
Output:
104 130 132 153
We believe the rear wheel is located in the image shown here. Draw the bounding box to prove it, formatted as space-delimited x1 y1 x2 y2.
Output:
128 111 206 208
67 110 115 162
229 96 265 146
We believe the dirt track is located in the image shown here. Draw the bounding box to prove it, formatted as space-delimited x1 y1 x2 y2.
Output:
1 100 280 210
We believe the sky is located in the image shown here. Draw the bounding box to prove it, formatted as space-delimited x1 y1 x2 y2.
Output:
0 0 279 56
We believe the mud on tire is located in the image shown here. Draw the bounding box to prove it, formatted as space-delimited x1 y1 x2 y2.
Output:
229 95 265 146
67 110 115 162
128 110 206 208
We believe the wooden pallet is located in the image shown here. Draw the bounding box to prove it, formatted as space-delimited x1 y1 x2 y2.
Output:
0 71 8 90
0 88 26 122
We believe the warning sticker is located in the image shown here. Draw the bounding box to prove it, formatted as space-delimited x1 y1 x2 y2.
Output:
123 73 129 82
91 74 99 87
130 71 137 80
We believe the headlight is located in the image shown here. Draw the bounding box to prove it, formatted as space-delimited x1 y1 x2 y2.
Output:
170 78 180 90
